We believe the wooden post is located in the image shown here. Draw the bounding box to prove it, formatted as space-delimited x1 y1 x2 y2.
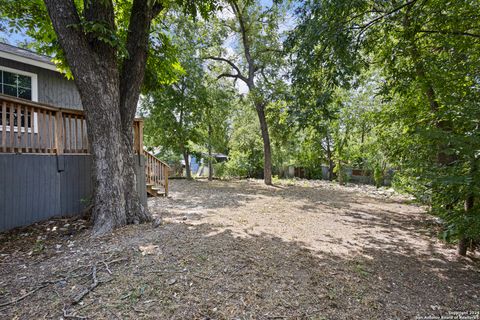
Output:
9 103 14 152
164 165 169 197
2 102 6 152
25 106 30 153
55 111 64 155
138 120 144 156
17 103 22 153
41 109 47 153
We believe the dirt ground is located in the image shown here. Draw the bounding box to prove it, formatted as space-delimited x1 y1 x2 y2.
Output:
1 179 479 320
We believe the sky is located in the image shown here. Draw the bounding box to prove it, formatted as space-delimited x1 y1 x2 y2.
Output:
1 0 297 95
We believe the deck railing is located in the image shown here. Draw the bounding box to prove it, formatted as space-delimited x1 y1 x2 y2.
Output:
0 94 169 196
0 94 88 154
0 94 143 155
145 151 170 196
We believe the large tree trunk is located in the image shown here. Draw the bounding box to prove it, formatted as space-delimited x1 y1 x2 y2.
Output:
325 133 334 181
458 195 474 256
255 103 273 185
44 0 159 235
118 0 155 224
458 157 477 256
208 123 213 181
183 150 192 179
86 96 128 235
122 134 150 224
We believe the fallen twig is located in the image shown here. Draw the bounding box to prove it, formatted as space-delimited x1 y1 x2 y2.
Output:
102 261 112 275
71 265 101 305
0 283 48 308
63 306 88 319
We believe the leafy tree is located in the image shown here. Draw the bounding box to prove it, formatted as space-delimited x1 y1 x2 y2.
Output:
197 76 234 180
226 99 264 178
1 0 217 235
289 0 480 254
205 0 289 185
142 14 233 180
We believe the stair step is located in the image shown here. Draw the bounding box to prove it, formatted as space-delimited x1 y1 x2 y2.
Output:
146 183 154 187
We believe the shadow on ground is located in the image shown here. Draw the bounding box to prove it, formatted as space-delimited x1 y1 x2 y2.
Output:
0 179 479 319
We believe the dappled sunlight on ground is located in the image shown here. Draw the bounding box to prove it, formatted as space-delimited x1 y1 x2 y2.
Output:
0 179 478 319
152 179 450 260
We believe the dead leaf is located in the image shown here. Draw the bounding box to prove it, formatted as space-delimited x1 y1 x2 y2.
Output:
139 244 160 256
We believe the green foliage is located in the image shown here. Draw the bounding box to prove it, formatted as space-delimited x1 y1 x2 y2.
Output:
289 0 480 248
141 14 234 178
0 0 219 78
373 166 384 189
226 101 264 178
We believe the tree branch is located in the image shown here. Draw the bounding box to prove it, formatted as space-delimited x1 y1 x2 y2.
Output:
119 0 163 131
418 29 480 38
205 56 248 83
356 0 419 31
217 73 241 80
43 0 95 79
230 0 254 83
83 0 117 61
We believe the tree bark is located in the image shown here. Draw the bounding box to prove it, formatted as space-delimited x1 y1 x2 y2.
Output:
325 133 334 181
118 0 157 224
183 150 192 179
208 123 213 181
44 0 159 235
458 157 477 256
229 0 273 185
255 102 273 185
458 195 474 256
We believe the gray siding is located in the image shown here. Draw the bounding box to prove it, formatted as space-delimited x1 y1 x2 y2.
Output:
0 154 147 232
0 57 82 110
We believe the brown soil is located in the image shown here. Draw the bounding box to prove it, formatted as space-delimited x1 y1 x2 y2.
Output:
0 179 479 319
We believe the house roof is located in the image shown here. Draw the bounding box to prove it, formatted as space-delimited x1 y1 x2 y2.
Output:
0 42 57 71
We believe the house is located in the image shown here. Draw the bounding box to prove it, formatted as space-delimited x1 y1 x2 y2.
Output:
0 43 169 232
189 153 228 177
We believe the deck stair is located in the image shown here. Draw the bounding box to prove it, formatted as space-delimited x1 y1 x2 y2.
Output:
145 151 170 197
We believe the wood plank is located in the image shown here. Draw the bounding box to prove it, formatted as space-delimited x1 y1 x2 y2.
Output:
16 103 22 153
63 113 67 153
46 111 50 153
0 93 84 115
25 106 30 153
72 115 76 152
48 111 53 153
69 114 73 153
2 102 6 152
80 117 84 152
31 107 37 152
37 109 43 152
55 111 64 154
138 121 144 155
42 109 47 153
84 119 89 152
164 165 169 196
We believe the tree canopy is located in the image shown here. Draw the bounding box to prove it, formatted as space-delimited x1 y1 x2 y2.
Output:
1 0 479 254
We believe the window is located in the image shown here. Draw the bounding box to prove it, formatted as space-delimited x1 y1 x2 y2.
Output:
0 66 38 132
1 70 33 100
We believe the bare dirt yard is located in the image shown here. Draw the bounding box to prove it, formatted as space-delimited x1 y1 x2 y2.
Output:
1 179 479 319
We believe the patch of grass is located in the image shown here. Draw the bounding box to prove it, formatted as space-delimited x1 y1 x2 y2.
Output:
353 262 370 277
32 239 45 255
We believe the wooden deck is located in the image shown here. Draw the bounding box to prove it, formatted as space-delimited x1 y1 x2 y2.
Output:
0 94 169 196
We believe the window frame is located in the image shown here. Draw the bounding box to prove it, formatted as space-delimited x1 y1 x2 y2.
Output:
0 66 38 133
